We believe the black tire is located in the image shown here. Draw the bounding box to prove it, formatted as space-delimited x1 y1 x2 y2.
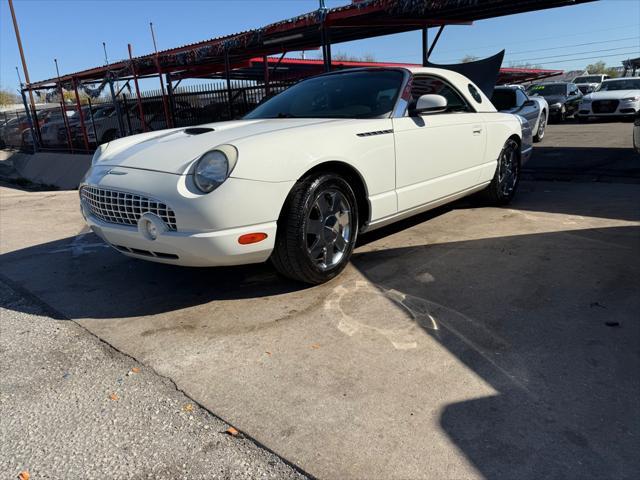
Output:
271 173 359 284
479 138 521 205
533 111 546 142
577 115 588 123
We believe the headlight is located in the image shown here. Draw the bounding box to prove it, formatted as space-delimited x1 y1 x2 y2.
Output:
550 103 562 109
91 142 109 165
193 145 238 193
623 96 640 102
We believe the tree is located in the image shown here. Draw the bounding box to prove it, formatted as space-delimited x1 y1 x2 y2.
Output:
0 88 20 106
461 55 479 63
585 61 619 78
330 52 376 62
507 61 543 69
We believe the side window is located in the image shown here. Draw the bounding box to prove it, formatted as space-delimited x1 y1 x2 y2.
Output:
411 75 471 113
515 89 528 107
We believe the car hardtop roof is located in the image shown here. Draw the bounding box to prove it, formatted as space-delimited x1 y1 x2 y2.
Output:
602 77 639 81
312 65 470 79
315 66 483 91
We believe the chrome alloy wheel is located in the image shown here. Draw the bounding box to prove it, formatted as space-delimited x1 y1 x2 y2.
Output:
497 142 519 198
304 189 353 270
537 114 546 139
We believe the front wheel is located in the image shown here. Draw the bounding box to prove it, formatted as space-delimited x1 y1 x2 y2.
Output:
479 138 521 205
271 173 359 284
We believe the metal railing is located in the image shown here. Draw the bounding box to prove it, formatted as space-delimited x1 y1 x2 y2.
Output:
1 79 295 154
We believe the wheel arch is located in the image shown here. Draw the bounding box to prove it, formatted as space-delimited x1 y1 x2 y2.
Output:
296 161 370 229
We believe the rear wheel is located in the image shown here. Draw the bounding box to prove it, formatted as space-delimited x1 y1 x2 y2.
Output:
480 138 521 205
271 173 359 284
533 111 546 142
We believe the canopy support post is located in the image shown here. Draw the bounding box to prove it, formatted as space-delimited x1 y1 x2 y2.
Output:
224 48 233 119
128 44 147 132
72 78 90 151
422 28 428 66
427 25 445 59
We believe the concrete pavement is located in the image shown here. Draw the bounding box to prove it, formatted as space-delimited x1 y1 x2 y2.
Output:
1 121 639 479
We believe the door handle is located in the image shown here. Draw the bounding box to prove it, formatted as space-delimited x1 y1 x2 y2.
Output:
472 125 483 135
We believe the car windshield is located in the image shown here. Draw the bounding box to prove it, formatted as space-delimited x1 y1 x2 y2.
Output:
574 76 602 83
598 79 640 91
92 107 115 118
491 89 516 110
527 84 565 96
245 70 405 119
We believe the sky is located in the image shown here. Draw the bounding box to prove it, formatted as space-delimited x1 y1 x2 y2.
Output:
1 0 639 93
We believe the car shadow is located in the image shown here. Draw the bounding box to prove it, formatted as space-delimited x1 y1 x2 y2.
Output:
525 146 640 184
0 233 312 320
351 225 640 479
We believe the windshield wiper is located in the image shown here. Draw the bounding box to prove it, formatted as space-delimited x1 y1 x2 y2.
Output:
272 112 297 118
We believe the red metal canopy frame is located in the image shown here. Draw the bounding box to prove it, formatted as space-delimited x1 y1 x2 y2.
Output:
26 0 592 89
188 56 563 85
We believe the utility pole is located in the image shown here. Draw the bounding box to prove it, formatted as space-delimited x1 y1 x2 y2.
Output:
8 0 36 113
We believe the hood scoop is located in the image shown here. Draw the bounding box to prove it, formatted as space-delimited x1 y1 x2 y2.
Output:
184 127 214 135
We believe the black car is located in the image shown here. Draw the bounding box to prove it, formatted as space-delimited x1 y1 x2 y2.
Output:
526 82 582 122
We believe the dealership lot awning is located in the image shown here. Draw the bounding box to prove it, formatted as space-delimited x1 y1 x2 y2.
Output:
27 0 592 88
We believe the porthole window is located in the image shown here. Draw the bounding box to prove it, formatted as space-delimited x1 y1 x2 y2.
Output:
468 84 482 103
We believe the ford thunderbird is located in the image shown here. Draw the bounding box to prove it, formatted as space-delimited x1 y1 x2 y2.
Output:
80 67 531 284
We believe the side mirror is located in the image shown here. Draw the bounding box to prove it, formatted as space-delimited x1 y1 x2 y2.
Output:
522 100 536 108
411 94 448 115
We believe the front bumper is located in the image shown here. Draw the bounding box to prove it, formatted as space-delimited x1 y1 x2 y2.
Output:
578 101 639 117
80 165 294 267
86 215 277 267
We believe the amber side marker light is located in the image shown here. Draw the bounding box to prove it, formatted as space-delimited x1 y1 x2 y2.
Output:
238 232 268 245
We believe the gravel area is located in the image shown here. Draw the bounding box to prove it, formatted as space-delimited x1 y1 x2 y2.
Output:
0 280 308 480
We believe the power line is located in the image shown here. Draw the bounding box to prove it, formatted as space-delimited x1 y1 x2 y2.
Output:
436 45 637 65
432 23 640 55
505 37 640 57
507 45 638 62
521 51 640 67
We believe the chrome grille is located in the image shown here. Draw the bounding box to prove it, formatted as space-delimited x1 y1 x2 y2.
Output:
80 186 177 231
592 100 619 114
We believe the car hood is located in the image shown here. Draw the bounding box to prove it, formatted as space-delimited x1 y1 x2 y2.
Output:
585 89 640 101
94 118 345 174
537 95 566 105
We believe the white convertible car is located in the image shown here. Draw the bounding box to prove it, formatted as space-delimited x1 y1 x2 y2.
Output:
80 67 531 284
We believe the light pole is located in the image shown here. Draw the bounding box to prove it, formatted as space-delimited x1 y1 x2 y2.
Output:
8 0 37 114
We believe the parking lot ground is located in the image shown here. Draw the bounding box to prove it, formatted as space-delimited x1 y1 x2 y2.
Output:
1 121 639 479
524 120 639 183
0 281 308 480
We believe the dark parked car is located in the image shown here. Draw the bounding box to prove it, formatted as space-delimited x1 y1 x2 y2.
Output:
527 82 582 122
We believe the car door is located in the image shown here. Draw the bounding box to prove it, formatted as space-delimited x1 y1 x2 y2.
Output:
515 89 539 127
392 74 487 212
